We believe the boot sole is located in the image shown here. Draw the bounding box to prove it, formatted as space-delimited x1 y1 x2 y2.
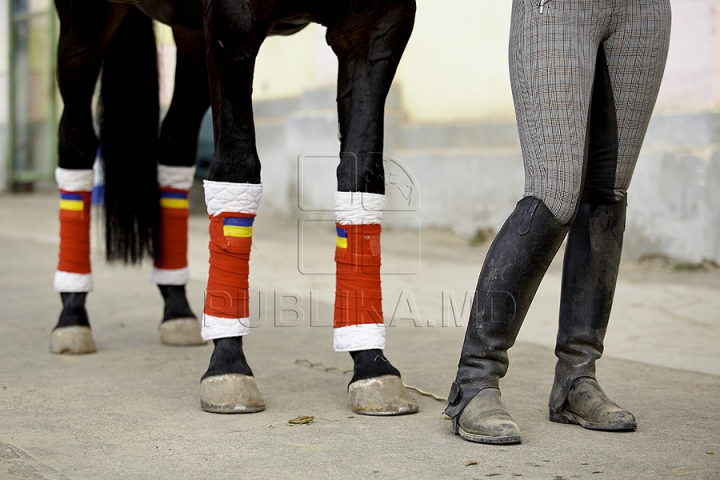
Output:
549 409 637 431
456 425 522 445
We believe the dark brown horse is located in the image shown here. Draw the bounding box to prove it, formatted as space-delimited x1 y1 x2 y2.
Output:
52 0 417 415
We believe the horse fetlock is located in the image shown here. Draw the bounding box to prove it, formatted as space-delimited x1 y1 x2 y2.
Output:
349 349 401 384
57 292 90 328
158 284 196 322
202 336 254 379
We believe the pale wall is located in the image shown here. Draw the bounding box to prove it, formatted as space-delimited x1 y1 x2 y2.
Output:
253 25 320 100
654 0 720 113
243 0 720 122
53 0 720 119
394 1 514 123
0 0 9 193
247 1 516 124
156 22 322 110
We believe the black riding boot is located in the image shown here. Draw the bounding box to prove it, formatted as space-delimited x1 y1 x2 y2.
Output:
445 196 569 444
549 198 637 431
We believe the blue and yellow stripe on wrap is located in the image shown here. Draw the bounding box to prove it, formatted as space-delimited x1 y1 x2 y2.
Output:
336 226 348 249
59 192 84 211
160 190 189 209
223 216 254 238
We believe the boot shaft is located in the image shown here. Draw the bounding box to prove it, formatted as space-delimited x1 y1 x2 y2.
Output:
447 196 569 418
551 198 627 412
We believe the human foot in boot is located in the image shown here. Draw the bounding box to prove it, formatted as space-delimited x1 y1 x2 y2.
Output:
550 377 636 431
454 388 521 444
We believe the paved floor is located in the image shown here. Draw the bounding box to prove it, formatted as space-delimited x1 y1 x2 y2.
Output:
0 190 718 479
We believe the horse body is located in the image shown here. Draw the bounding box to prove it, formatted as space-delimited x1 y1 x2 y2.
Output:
131 0 203 31
53 0 418 415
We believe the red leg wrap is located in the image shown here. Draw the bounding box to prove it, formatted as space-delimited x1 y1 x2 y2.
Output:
58 190 92 274
204 213 255 319
334 223 383 328
154 187 189 270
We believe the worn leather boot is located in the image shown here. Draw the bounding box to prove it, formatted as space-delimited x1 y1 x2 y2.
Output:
446 197 569 444
549 198 636 431
455 388 521 444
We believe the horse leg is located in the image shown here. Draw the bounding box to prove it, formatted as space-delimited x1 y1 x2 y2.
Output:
197 0 271 412
50 1 130 354
326 0 418 415
151 28 210 346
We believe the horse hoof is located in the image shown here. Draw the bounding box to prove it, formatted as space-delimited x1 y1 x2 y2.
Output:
200 374 266 413
159 318 205 346
349 375 419 416
50 326 97 354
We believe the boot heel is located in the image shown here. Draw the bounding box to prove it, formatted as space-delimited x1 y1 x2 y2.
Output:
449 416 460 435
549 409 574 424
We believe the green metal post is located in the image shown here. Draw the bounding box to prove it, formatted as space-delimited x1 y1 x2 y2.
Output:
49 8 59 172
6 0 16 192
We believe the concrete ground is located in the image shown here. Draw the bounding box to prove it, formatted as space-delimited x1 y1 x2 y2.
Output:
1 189 718 479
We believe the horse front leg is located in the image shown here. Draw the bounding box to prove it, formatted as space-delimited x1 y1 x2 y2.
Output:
50 1 128 354
327 0 418 415
198 0 270 413
151 28 210 346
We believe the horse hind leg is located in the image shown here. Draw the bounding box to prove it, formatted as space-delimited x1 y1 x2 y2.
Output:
50 2 118 354
51 294 96 354
327 0 418 415
51 2 146 354
157 286 201 346
52 166 96 354
152 29 211 346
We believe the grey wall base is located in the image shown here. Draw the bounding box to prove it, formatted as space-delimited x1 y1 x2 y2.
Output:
250 87 720 264
625 113 720 264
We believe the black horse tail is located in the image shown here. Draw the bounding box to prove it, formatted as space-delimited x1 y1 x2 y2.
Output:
99 8 159 264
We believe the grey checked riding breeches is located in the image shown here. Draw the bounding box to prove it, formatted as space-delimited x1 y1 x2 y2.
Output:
510 0 671 224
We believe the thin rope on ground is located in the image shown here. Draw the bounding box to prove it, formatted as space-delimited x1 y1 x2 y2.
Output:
294 358 353 374
293 358 448 404
402 384 448 403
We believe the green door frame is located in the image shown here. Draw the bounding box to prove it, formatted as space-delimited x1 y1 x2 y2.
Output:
6 0 59 191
